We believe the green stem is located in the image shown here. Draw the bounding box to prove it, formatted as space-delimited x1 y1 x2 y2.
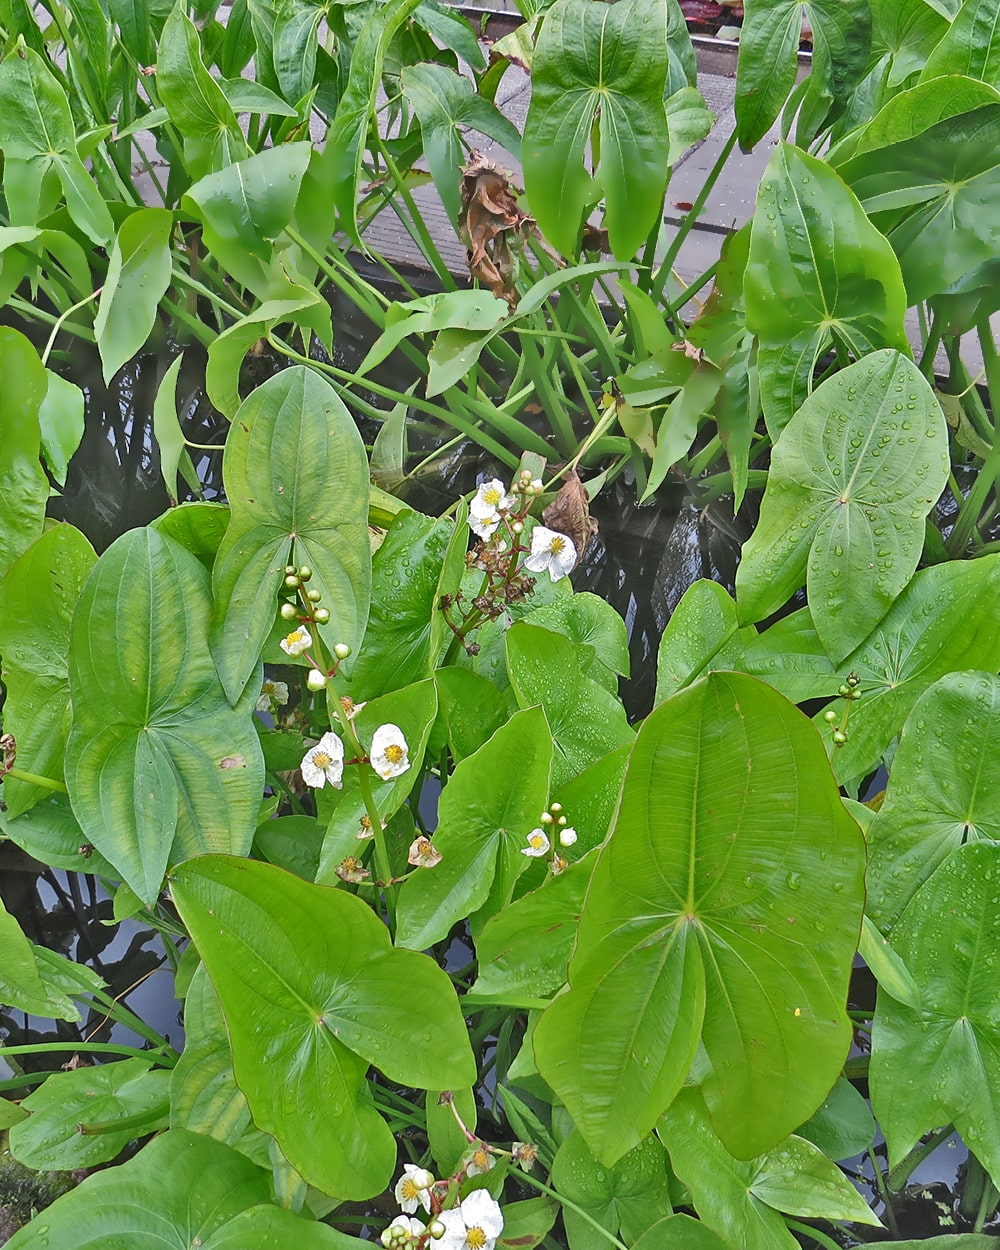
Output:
372 134 455 290
869 1150 901 1238
0 1042 176 1064
79 1104 169 1135
4 767 67 793
41 288 102 366
515 1171 628 1250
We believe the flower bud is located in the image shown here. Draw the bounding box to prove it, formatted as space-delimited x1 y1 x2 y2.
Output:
279 602 298 620
284 565 297 576
333 642 352 660
298 566 313 581
838 684 851 698
428 1219 446 1239
511 520 524 534
307 588 322 603
832 728 848 746
557 814 567 826
306 668 327 691
540 811 554 825
314 606 331 624
549 801 562 813
284 574 300 588
823 709 838 723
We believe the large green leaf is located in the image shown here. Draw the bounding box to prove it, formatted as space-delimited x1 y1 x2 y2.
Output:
323 0 423 249
551 1130 673 1250
2 1129 347 1249
745 143 910 435
10 1059 170 1170
401 63 522 225
66 528 265 903
38 370 84 487
533 672 865 1165
0 898 79 1020
660 1087 880 1250
171 855 476 1199
735 0 871 150
505 622 633 789
210 366 371 703
871 842 1000 1188
812 554 1000 781
630 1215 734 1250
94 208 173 384
524 592 631 690
0 45 113 243
867 672 1000 931
0 525 94 817
395 707 553 950
837 103 1000 305
654 580 755 705
0 327 48 581
347 510 450 701
794 1075 876 1162
919 0 1000 87
735 350 948 661
522 0 672 259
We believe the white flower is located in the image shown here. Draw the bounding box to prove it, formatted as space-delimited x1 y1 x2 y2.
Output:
559 827 578 847
524 526 576 581
468 478 515 540
408 836 443 868
382 1214 425 1246
393 1164 434 1214
300 732 344 788
521 828 550 858
255 679 289 712
279 625 312 657
438 1189 504 1250
370 723 410 780
465 1143 495 1176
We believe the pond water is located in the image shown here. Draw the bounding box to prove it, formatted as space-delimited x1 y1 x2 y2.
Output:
0 287 984 1246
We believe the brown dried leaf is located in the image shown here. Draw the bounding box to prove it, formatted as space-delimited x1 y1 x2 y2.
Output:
459 151 532 308
541 470 598 568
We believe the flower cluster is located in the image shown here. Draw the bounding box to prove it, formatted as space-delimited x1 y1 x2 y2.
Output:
299 724 410 790
383 1163 505 1250
520 802 576 873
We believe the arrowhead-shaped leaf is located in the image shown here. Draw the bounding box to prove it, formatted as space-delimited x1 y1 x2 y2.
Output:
210 365 371 702
534 672 865 1165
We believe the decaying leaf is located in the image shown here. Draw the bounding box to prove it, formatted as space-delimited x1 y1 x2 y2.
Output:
458 151 532 308
541 469 598 568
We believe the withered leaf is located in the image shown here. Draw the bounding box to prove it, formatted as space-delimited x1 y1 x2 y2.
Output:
541 469 598 568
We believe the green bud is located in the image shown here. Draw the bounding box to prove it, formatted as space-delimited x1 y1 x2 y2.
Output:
838 684 851 698
428 1220 446 1240
298 566 313 582
832 728 848 746
314 606 331 624
279 602 298 621
823 709 838 723
307 588 322 603
333 642 352 660
306 668 327 691
540 811 554 825
284 565 297 576
549 801 562 813
284 574 300 588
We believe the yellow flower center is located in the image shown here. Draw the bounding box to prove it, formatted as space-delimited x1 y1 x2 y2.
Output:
385 743 405 764
549 537 565 554
528 833 546 850
400 1178 419 1200
262 681 275 694
360 815 372 829
342 857 360 872
483 487 501 505
312 751 332 768
471 1147 490 1170
286 629 304 645
466 1228 487 1250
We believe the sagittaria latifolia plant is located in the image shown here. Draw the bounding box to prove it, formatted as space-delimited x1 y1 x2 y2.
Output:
3 347 1000 1248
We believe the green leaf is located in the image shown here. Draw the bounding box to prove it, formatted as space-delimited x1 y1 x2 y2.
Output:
94 208 173 384
401 63 521 225
0 793 116 875
641 362 723 502
0 898 79 1020
735 0 871 150
395 707 553 950
551 1130 673 1250
654 580 754 705
0 327 48 581
859 914 921 1011
202 1205 369 1248
210 366 371 702
871 841 1000 1188
414 0 486 72
522 0 672 259
505 623 633 789
3 1129 272 1249
435 666 510 763
358 290 509 377
184 142 312 267
347 510 449 701
205 294 322 418
0 44 114 242
221 76 299 117
497 1197 559 1249
919 0 1000 87
794 1075 876 1162
157 2 246 175
152 501 231 570
630 1215 735 1250
663 86 715 167
812 555 1000 782
10 1059 170 1170
745 143 910 435
468 859 590 1008
838 102 1000 305
426 1086 478 1176
66 528 265 903
534 672 865 1165
170 964 252 1143
152 352 201 505
524 591 631 683
0 524 95 817
867 672 1000 932
323 0 423 249
170 855 476 1199
660 1088 881 1249
38 370 84 486
734 350 948 661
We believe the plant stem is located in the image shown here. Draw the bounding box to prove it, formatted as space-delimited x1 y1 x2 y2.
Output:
886 1124 954 1192
0 1042 176 1064
515 1170 629 1250
5 767 68 793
